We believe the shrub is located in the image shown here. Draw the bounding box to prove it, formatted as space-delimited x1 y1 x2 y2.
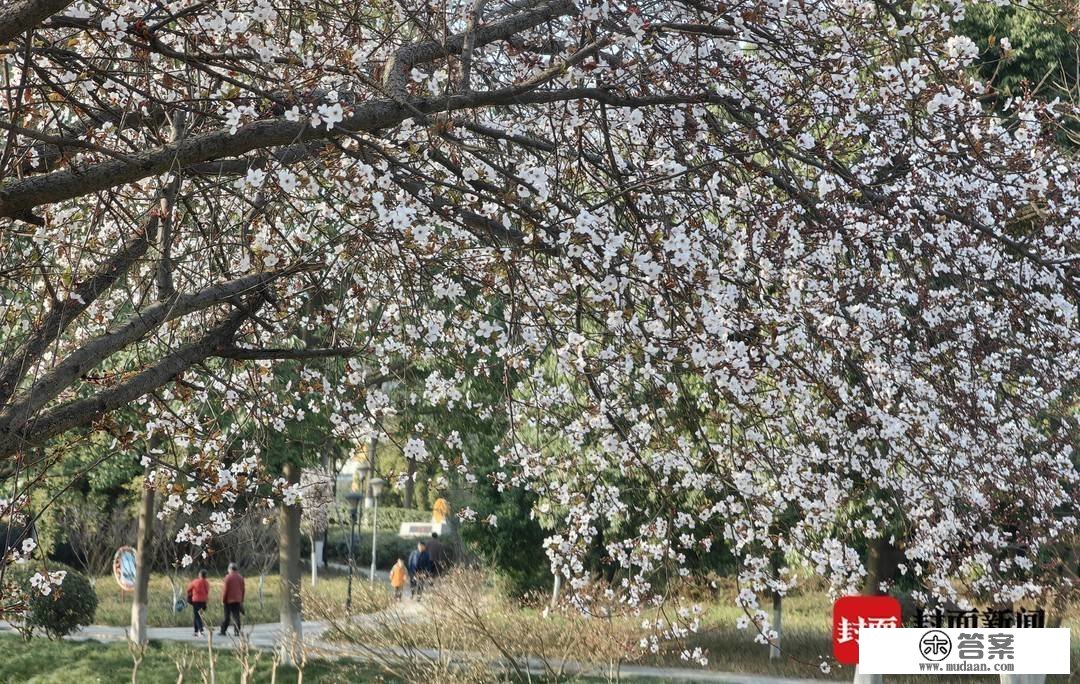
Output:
360 505 428 533
11 563 98 639
0 521 32 556
325 531 418 570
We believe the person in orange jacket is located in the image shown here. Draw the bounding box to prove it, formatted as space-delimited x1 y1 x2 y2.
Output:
390 557 407 601
186 569 210 636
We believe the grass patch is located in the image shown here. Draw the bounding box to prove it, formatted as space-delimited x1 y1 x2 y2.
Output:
0 635 393 683
91 570 379 628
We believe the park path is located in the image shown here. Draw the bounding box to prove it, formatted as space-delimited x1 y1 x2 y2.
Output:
3 594 823 684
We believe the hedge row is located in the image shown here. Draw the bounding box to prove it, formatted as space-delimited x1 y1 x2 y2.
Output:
320 530 419 570
359 506 430 533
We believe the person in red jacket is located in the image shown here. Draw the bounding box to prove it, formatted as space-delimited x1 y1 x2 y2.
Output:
186 569 210 636
219 562 246 637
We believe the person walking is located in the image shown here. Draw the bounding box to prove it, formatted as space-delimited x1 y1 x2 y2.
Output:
390 557 407 601
406 541 431 600
219 562 246 636
426 532 445 576
186 569 210 636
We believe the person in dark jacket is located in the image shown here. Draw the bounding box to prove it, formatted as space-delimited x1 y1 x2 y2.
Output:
406 542 432 599
219 562 245 636
426 532 445 576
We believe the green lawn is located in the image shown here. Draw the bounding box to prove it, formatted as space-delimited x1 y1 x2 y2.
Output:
91 570 385 628
0 636 393 683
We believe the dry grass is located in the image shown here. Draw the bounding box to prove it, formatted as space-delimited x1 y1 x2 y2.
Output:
316 570 641 683
315 569 1079 684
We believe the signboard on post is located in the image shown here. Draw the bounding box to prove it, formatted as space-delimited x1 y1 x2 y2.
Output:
399 522 444 538
113 546 137 591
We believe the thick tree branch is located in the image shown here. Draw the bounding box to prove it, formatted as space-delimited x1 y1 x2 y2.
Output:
1 86 732 221
0 305 254 460
0 266 307 431
0 211 162 405
383 0 574 96
0 0 72 44
214 346 367 360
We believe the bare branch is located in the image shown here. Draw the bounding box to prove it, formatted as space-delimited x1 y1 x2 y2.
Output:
458 0 487 93
214 346 367 360
384 0 574 96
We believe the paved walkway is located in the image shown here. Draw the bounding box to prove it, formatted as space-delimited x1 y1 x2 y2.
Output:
1 600 822 684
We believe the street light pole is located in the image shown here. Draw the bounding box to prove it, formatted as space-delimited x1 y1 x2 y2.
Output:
368 478 385 584
365 434 377 509
345 492 362 611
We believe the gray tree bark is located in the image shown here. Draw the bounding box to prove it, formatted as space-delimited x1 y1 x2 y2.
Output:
128 134 185 646
769 550 782 660
129 481 154 645
853 537 901 684
769 591 782 660
0 0 74 44
278 462 304 664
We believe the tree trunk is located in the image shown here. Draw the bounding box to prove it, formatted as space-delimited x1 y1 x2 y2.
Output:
853 537 900 684
862 536 900 596
998 611 1057 683
129 482 154 645
550 572 561 611
852 664 882 684
769 551 782 660
278 462 304 664
769 590 782 660
129 148 182 647
364 434 377 509
310 538 322 587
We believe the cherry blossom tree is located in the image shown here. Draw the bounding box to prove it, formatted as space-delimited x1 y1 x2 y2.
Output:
0 0 1076 673
299 465 333 586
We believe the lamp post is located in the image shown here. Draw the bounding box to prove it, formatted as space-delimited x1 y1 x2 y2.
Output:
344 490 362 611
355 461 371 513
364 434 377 509
368 477 385 583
